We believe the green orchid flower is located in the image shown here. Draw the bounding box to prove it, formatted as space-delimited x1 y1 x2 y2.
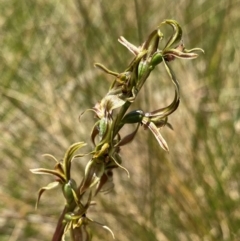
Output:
120 58 180 151
30 142 86 208
62 191 115 241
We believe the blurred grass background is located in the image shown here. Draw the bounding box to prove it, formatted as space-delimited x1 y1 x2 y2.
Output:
0 0 240 240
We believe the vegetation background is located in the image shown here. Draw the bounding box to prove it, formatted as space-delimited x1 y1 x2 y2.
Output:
0 0 240 240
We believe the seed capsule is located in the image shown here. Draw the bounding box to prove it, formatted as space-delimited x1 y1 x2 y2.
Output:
121 110 144 124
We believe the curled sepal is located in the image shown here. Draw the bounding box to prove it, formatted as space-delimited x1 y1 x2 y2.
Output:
63 142 87 180
95 63 130 85
90 121 100 146
71 225 92 241
161 19 182 50
94 63 120 77
79 108 97 123
164 48 198 60
163 58 180 98
111 153 130 178
163 43 204 61
93 143 110 159
145 97 180 120
64 215 115 241
92 220 115 240
42 153 58 163
142 29 162 56
115 124 140 147
142 119 169 152
151 117 168 128
80 159 105 194
184 47 204 54
95 170 114 196
35 181 59 209
143 58 180 120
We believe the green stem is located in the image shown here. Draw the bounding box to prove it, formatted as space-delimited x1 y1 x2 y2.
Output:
113 101 132 137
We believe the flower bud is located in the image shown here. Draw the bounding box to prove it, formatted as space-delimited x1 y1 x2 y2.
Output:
80 159 105 194
64 212 76 221
150 51 163 69
137 60 148 80
99 117 108 140
62 179 77 205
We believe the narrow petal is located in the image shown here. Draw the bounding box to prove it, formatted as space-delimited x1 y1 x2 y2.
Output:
142 120 169 152
90 121 100 146
162 58 180 99
111 153 130 178
145 59 180 119
30 168 66 182
102 225 115 239
36 181 59 209
118 36 140 55
94 63 120 77
164 48 199 59
115 124 140 147
42 154 58 163
95 172 114 196
79 108 97 122
92 220 115 239
63 142 87 180
184 47 204 54
145 98 180 119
